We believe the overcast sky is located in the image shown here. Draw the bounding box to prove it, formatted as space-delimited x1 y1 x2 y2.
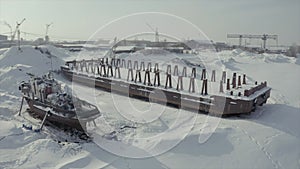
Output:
0 0 299 45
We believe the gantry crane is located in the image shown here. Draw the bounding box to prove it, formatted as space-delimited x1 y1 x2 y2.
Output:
227 34 278 50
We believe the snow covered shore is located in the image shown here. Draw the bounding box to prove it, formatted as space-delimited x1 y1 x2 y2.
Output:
0 46 299 169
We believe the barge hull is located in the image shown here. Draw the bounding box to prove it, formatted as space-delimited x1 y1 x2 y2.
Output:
61 66 271 116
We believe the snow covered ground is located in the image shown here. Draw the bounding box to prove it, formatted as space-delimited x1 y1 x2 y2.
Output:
0 45 299 169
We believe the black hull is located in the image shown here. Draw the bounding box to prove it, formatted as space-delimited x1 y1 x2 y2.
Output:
25 98 86 131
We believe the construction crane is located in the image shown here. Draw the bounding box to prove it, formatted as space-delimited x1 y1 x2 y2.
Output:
11 18 26 50
146 23 159 42
45 22 53 43
227 34 278 50
1 21 12 40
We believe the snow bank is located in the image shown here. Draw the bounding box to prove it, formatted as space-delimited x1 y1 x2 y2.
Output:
39 45 70 58
295 56 300 65
218 50 295 64
0 45 65 94
0 47 300 169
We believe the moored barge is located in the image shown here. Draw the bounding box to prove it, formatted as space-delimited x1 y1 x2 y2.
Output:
61 57 271 116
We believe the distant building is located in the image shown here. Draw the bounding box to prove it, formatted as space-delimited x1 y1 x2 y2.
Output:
0 34 8 41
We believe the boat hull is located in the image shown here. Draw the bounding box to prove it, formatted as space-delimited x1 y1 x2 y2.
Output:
25 97 86 131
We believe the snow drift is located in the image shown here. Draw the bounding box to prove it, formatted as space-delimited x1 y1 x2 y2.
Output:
0 45 299 169
0 45 65 94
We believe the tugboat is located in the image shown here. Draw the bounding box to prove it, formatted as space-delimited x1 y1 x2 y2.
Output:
18 73 101 132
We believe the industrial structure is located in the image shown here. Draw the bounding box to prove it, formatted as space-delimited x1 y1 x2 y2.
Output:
227 34 278 50
45 23 53 43
11 18 26 50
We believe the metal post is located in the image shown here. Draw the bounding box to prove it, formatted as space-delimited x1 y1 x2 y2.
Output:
243 74 246 84
232 73 236 88
18 96 24 116
176 76 183 91
227 78 230 90
165 65 172 88
238 75 242 87
219 80 224 93
211 70 216 82
182 67 187 77
135 70 142 83
222 71 226 83
173 65 178 76
153 63 160 86
39 111 50 131
201 69 206 80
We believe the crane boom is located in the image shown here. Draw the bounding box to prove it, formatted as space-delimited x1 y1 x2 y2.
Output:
145 22 159 42
45 22 53 36
11 18 26 41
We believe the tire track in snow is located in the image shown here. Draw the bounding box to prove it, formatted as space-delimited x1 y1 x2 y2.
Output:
232 124 282 169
